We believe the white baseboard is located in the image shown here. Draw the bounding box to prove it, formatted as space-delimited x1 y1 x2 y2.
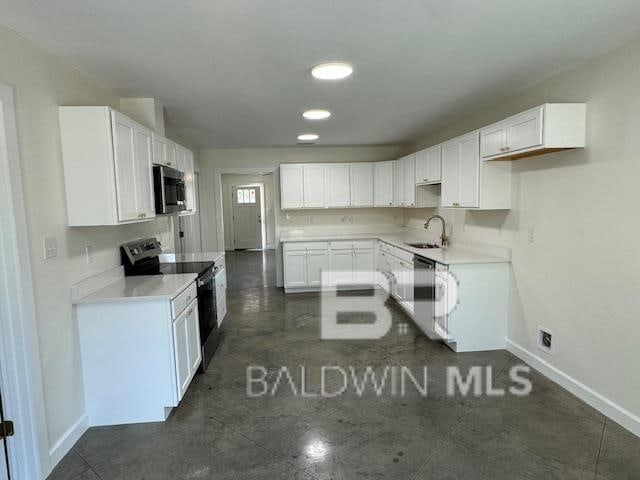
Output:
48 413 89 471
506 339 640 438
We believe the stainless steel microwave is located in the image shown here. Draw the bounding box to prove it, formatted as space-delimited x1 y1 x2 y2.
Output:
153 165 186 214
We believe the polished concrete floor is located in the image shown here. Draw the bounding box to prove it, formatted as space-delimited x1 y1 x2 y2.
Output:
50 251 639 479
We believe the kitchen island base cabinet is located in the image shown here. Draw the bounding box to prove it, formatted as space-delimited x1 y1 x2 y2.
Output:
76 291 200 426
439 263 509 352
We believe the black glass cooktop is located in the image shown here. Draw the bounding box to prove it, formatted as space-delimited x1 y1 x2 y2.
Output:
159 261 214 276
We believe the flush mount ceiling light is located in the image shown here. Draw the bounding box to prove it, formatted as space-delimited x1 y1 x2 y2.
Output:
311 62 353 80
297 133 319 142
303 109 332 120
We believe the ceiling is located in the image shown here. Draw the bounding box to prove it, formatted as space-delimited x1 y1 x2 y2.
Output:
2 1 640 148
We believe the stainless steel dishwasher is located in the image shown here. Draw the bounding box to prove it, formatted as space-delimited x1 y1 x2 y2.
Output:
413 255 437 339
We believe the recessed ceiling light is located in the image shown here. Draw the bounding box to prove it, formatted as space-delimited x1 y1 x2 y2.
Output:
298 133 319 142
311 62 353 80
303 109 331 120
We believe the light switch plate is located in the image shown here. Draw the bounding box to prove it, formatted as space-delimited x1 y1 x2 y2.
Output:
43 236 58 259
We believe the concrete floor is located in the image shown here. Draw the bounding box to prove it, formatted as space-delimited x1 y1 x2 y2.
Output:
50 250 639 479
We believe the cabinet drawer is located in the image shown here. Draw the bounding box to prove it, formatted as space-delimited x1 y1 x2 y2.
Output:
171 282 197 318
331 240 375 250
284 242 328 251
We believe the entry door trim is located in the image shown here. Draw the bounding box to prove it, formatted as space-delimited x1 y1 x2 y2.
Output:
0 82 49 478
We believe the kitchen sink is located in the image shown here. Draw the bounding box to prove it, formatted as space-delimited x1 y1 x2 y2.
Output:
406 242 440 249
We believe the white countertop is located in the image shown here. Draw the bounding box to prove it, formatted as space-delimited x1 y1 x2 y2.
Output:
159 251 225 264
280 232 510 265
73 273 197 305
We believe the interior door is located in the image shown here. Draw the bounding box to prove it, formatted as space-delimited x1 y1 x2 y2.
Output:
0 380 10 480
232 185 262 249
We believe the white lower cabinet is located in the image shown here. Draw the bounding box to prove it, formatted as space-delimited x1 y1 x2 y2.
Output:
307 248 330 286
284 249 308 287
76 282 201 426
173 299 201 400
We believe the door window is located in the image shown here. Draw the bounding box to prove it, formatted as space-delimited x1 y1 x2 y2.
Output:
236 188 257 204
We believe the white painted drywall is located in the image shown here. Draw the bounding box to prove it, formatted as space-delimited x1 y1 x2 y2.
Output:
0 25 177 456
198 146 406 252
405 36 640 420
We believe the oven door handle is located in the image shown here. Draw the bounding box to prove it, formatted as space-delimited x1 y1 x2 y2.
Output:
198 268 215 286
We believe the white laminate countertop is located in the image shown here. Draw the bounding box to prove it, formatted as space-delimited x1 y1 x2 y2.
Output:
280 232 510 265
159 251 225 264
73 273 198 305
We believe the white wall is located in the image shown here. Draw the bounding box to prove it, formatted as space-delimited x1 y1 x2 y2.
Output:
0 25 178 460
221 173 276 249
198 146 405 251
405 36 640 422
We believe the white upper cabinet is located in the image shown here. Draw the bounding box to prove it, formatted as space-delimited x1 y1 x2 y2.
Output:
152 134 170 167
303 164 326 208
133 124 155 219
403 155 416 207
373 161 394 207
326 164 351 207
480 103 586 161
415 145 442 184
350 163 374 207
280 165 304 209
166 139 177 169
59 106 156 226
442 130 511 209
181 148 197 214
393 159 405 207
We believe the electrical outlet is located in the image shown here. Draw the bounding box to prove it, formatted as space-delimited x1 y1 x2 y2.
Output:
528 227 536 243
43 236 58 260
537 326 554 354
85 245 95 264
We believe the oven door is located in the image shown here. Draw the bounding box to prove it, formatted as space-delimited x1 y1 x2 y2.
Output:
196 266 219 372
154 165 186 214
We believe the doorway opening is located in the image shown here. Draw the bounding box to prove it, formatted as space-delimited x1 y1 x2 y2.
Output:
221 173 275 251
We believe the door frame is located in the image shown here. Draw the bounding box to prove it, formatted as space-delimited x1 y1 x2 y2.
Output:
230 183 265 250
213 166 281 284
0 82 50 478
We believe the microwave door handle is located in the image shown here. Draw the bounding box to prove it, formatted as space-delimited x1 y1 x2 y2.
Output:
160 168 167 211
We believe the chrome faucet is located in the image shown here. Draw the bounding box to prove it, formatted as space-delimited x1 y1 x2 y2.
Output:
424 215 449 247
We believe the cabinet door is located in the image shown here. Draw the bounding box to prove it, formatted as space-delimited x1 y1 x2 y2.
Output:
425 145 442 183
404 155 416 207
166 140 177 169
284 250 307 287
176 145 187 173
280 165 304 209
134 124 155 219
111 111 139 222
353 248 374 284
480 122 508 158
186 301 202 374
303 165 326 208
441 140 460 207
183 149 197 213
507 106 543 153
393 159 405 207
307 249 329 286
172 312 190 400
350 163 374 207
152 134 168 166
325 164 351 207
459 131 480 208
373 161 394 207
391 257 404 300
330 249 353 285
402 260 414 309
